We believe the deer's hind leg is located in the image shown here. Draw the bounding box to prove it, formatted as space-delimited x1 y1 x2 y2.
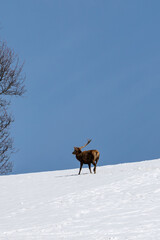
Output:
92 161 97 174
95 155 99 164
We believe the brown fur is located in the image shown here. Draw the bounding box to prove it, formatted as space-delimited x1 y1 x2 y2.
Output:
72 140 100 175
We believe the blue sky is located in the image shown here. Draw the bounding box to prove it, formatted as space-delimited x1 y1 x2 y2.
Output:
1 0 160 174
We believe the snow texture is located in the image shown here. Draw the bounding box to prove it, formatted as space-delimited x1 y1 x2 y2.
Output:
1 159 160 239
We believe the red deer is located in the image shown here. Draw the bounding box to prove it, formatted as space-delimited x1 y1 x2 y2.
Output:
72 139 100 175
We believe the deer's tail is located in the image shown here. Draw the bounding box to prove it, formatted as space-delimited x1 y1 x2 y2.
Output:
95 151 100 164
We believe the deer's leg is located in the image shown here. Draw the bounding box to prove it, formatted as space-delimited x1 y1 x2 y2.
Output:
95 156 99 164
88 163 92 173
92 161 97 174
79 162 83 175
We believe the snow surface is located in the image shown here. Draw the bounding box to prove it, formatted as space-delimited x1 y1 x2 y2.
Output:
1 159 160 240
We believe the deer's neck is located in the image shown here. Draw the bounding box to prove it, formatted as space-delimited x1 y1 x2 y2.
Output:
76 152 82 161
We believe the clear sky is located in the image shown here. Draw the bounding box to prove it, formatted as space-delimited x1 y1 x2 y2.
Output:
0 0 160 174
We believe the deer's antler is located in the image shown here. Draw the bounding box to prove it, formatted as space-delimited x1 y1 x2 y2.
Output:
80 139 92 150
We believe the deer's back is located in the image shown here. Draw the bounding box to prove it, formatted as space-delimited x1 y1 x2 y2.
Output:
80 150 99 164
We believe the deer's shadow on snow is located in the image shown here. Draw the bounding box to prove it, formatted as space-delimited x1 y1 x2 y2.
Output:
55 173 89 178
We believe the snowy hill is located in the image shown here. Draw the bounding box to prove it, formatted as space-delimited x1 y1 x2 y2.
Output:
1 159 160 240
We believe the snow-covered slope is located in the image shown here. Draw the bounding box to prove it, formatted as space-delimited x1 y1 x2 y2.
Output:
1 159 160 240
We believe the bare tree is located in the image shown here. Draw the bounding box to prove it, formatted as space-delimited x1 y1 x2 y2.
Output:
0 41 25 174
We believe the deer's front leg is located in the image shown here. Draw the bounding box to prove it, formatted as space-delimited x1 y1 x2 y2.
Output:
79 162 83 175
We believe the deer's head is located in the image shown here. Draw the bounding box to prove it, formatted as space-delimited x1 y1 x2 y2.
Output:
72 139 91 155
72 147 81 155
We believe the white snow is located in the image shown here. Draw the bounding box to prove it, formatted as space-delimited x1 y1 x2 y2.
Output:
1 159 160 240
